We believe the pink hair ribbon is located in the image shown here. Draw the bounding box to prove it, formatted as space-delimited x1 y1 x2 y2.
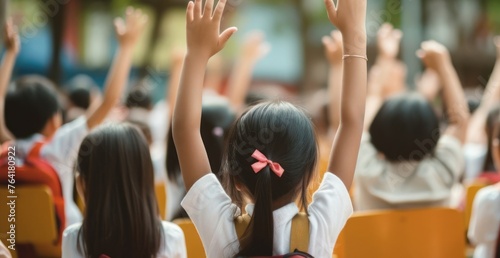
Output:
251 149 284 177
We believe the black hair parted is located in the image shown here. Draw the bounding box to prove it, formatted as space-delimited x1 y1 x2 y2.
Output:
369 93 440 162
5 75 61 139
221 101 318 257
76 123 163 258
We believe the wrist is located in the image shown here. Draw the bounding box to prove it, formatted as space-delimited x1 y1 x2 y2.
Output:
342 29 367 55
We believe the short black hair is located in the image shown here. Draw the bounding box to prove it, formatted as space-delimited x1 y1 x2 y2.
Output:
5 76 61 139
66 75 98 109
369 93 440 162
125 86 152 110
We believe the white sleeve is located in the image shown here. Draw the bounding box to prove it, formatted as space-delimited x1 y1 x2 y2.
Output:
468 187 498 244
181 174 239 257
0 240 12 258
41 116 89 175
308 173 353 252
161 222 187 258
62 224 84 258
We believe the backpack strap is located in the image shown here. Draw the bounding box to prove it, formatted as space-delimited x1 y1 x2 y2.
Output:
234 212 310 253
235 213 251 240
290 212 309 253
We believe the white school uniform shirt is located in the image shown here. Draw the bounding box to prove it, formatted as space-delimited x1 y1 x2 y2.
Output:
14 116 88 227
463 143 488 181
181 172 353 258
468 185 500 258
62 221 187 258
354 133 464 211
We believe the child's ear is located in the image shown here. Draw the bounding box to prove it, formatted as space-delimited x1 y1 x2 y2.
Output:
41 112 63 138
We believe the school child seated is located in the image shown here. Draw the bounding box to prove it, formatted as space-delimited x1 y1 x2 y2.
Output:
62 123 186 258
171 0 367 256
354 27 469 210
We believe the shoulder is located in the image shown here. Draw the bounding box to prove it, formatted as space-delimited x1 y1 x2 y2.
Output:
475 185 500 205
63 223 82 238
161 221 184 241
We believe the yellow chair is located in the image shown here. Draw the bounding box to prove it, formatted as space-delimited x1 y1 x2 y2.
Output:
155 182 167 220
0 185 61 258
335 208 465 258
464 182 487 230
173 218 206 258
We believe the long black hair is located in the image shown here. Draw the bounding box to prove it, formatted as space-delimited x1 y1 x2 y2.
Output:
221 101 317 256
166 101 235 182
76 123 163 258
482 105 500 172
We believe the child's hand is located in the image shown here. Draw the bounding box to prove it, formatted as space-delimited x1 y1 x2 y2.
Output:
4 19 20 55
324 0 366 42
186 0 237 60
417 41 451 71
241 31 270 64
114 7 148 48
322 30 343 65
377 23 402 59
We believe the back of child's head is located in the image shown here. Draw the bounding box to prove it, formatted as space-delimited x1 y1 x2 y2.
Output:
5 75 61 139
166 100 235 182
75 123 162 258
369 93 439 162
66 74 98 110
125 85 153 110
221 101 317 256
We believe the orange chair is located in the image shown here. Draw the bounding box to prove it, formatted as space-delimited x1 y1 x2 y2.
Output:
335 208 465 258
173 218 206 258
0 185 61 258
464 182 487 230
155 182 167 220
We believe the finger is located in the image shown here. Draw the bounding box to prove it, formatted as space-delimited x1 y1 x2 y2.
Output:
392 29 403 40
322 36 332 48
213 0 227 21
416 49 425 59
204 0 215 17
218 27 238 48
332 30 342 43
114 18 125 36
126 6 133 16
324 0 337 23
186 1 195 22
194 0 202 18
260 42 271 57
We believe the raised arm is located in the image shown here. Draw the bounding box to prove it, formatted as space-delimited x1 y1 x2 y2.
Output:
324 0 367 189
167 50 184 120
364 23 404 130
172 0 237 190
227 31 270 111
86 7 148 129
466 37 500 145
0 20 19 143
418 41 470 143
322 30 343 134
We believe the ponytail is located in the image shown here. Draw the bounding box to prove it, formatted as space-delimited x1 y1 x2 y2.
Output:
236 167 274 256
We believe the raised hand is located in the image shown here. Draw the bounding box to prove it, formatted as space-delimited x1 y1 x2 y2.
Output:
4 19 20 55
241 31 271 64
324 0 366 46
322 30 343 65
417 41 451 71
377 23 402 59
186 0 238 60
114 7 148 48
